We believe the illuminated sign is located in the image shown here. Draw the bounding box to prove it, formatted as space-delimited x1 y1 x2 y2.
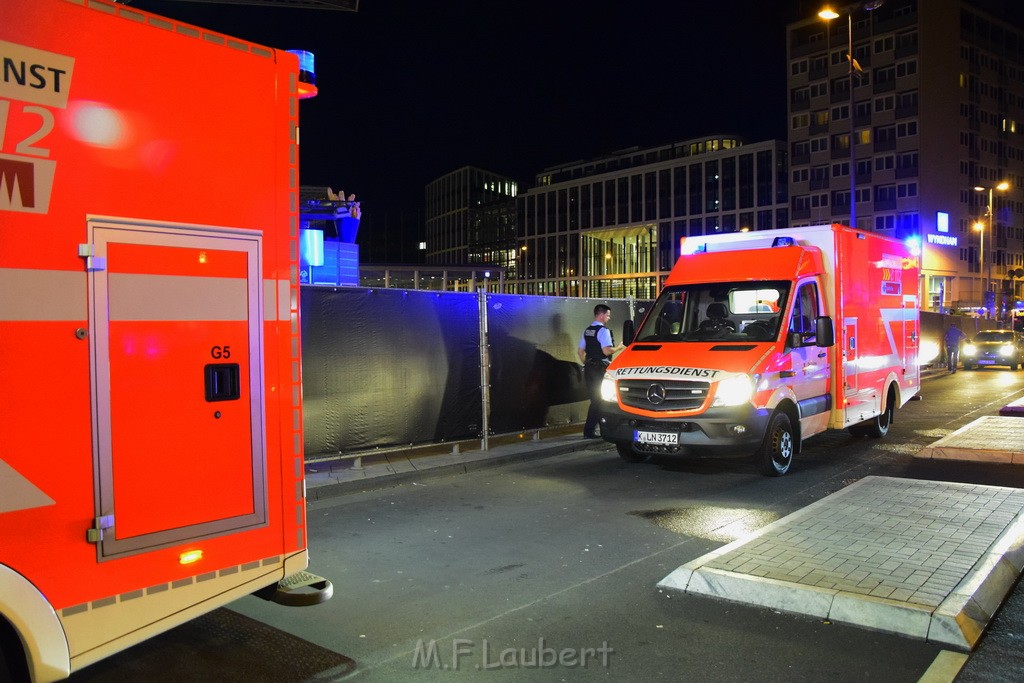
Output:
926 233 958 246
937 211 949 233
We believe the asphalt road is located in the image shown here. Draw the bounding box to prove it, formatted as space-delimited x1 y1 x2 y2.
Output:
73 367 1024 682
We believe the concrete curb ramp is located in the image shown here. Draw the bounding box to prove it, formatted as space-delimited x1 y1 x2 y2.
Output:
915 416 1024 464
999 396 1024 417
658 476 1024 650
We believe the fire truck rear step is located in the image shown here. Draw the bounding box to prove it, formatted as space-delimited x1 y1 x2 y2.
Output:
256 570 333 606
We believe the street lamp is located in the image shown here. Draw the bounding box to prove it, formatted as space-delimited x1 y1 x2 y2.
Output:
973 181 1010 316
819 1 884 230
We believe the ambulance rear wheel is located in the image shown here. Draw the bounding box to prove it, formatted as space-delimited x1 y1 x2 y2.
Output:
756 411 794 477
617 443 651 463
849 404 891 438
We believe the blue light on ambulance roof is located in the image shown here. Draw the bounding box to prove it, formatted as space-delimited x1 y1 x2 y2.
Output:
905 235 921 257
680 241 706 256
771 236 796 247
287 50 318 99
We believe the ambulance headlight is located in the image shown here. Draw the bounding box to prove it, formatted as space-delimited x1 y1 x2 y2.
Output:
1000 344 1015 357
963 343 977 356
712 374 754 407
600 376 617 402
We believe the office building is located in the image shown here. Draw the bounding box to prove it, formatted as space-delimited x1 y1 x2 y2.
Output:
512 137 789 299
424 166 519 270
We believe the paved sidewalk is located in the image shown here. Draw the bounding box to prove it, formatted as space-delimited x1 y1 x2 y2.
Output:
915 415 1024 464
658 476 1024 650
304 431 612 500
1000 396 1024 416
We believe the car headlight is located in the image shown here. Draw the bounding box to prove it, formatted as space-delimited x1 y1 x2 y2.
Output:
712 374 754 407
1000 344 1014 357
963 343 977 355
600 376 617 402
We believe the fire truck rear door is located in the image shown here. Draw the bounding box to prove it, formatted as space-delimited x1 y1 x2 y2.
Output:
87 219 266 559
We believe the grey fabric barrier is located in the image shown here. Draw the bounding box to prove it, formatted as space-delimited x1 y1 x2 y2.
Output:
300 287 481 455
485 294 638 433
300 286 646 457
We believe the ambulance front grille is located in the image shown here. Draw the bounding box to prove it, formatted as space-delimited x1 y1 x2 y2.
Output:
618 379 710 411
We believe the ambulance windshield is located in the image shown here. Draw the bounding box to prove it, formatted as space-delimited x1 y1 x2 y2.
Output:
635 281 789 343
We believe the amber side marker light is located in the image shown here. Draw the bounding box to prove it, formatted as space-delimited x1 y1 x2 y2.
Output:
179 550 204 565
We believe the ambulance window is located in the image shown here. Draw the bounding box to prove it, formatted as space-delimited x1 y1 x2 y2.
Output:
790 283 819 340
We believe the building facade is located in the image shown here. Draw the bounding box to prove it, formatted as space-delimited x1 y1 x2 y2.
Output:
511 137 790 299
787 0 1024 314
424 166 518 269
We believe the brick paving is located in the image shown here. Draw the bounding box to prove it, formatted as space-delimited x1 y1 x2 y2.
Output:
659 475 1024 649
916 416 1024 463
702 477 1024 608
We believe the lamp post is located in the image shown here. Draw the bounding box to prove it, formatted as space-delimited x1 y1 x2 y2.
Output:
819 1 884 230
974 182 1010 316
973 219 986 310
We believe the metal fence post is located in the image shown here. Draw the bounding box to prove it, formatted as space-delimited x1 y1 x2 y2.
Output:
478 289 490 451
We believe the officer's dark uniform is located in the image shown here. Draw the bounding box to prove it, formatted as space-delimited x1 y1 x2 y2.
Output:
582 323 613 438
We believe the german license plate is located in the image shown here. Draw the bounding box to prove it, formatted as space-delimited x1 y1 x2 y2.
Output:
979 359 995 365
635 430 678 445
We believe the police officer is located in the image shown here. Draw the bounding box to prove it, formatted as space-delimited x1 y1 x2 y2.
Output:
944 322 967 373
577 305 625 438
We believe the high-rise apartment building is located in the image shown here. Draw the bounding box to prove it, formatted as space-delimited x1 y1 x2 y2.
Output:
512 137 789 299
787 0 1024 313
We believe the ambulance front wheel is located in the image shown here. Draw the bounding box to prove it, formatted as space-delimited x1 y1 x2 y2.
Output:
756 411 794 476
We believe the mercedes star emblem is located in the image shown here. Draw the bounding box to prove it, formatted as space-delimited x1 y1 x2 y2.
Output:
647 382 667 405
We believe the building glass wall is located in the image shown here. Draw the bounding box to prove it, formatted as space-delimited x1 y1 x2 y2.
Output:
511 137 789 299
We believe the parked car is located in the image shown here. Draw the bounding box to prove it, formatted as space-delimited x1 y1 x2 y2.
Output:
962 329 1024 370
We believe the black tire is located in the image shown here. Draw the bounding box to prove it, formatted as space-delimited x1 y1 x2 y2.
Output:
1011 363 1019 371
616 442 650 463
756 411 794 476
0 619 29 683
849 402 892 439
864 402 892 438
963 364 974 370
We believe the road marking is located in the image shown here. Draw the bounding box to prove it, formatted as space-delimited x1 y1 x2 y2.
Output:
918 650 967 683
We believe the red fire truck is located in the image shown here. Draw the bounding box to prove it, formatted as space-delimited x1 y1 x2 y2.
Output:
1 1 329 680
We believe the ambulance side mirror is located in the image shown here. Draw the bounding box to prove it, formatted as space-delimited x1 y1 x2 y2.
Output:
622 320 635 346
816 316 835 347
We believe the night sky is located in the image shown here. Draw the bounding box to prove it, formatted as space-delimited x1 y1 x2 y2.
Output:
129 0 826 215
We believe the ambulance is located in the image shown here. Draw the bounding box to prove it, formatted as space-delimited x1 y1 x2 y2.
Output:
600 224 920 476
1 1 330 680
